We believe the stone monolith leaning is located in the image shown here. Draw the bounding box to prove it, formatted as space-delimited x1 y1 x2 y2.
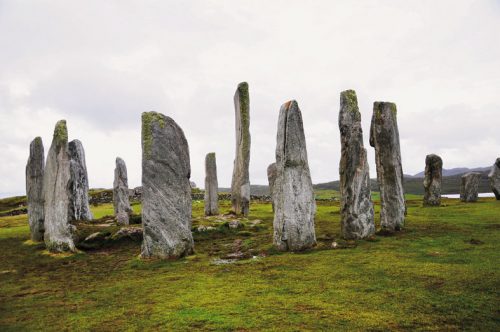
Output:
370 102 406 232
113 157 132 225
26 137 45 241
267 163 277 212
43 120 76 252
423 154 443 206
488 158 500 200
141 112 194 259
68 139 93 221
231 82 251 216
273 100 316 251
460 172 481 202
204 152 219 216
338 90 375 239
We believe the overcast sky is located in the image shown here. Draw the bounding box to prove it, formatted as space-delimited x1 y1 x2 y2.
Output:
1 0 499 197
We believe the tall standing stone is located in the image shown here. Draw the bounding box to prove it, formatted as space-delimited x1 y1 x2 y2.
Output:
273 100 316 251
231 82 251 216
488 158 500 200
43 120 76 252
113 157 132 225
370 102 406 232
141 112 194 259
338 90 375 239
26 137 45 241
68 139 93 221
423 154 443 206
204 152 219 216
267 163 277 212
460 172 481 202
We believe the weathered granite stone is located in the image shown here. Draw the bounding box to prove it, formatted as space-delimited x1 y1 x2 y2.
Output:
68 139 93 221
141 112 194 259
204 152 219 216
338 90 375 239
43 120 76 252
370 102 406 232
113 157 132 225
460 172 481 202
488 158 500 200
26 137 45 241
423 154 443 206
231 82 251 216
267 163 277 212
273 100 316 251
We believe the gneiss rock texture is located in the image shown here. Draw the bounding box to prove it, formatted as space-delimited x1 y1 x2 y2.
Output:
231 82 251 216
338 90 375 239
113 157 132 225
423 154 443 206
370 102 406 232
68 139 93 221
488 158 500 200
204 152 219 216
460 172 481 202
141 112 194 259
273 100 316 251
267 163 277 212
26 137 45 242
43 120 76 252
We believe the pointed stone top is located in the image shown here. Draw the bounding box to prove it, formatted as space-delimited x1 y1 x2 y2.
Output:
282 100 298 111
237 82 248 90
53 120 68 146
116 156 125 164
30 137 44 152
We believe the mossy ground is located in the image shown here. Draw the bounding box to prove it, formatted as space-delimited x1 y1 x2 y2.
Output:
0 194 498 331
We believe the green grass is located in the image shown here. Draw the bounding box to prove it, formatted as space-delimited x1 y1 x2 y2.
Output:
0 197 499 331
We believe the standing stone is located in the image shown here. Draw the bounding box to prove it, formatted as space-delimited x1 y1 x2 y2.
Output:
273 100 316 251
204 152 219 216
423 154 443 206
231 82 251 216
43 120 76 252
488 158 500 200
370 102 406 232
267 163 277 212
141 112 194 259
68 139 93 221
26 137 45 242
460 172 481 202
113 157 132 225
338 90 375 239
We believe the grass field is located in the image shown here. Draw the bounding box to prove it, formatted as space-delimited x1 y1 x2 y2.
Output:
0 195 499 331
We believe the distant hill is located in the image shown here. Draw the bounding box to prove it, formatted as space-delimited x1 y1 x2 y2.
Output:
222 168 492 196
313 170 491 195
411 166 492 178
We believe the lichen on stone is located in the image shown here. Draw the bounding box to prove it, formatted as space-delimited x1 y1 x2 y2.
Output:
340 90 361 121
142 112 166 159
237 82 250 155
53 120 68 146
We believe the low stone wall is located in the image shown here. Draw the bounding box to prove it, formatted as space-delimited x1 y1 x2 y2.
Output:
89 187 273 205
